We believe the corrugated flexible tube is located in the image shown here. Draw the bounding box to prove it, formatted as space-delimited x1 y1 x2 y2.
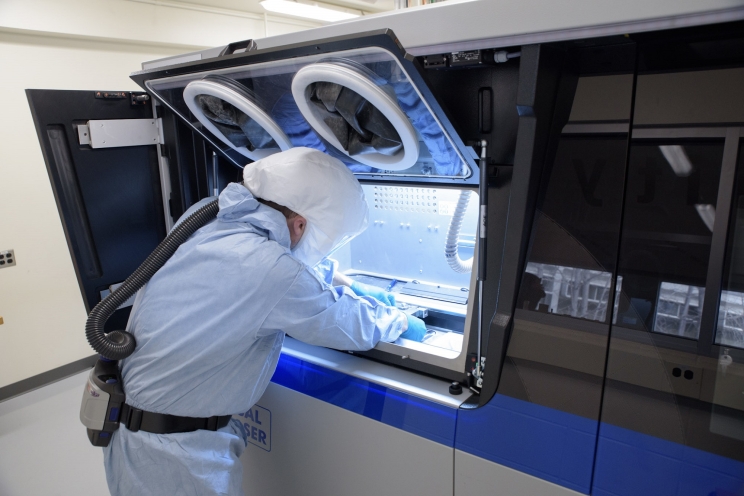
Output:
444 189 474 273
85 199 220 360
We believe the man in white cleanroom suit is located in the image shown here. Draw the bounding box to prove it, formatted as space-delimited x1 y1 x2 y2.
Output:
103 147 427 495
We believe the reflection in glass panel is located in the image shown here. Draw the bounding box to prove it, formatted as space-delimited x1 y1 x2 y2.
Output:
716 143 744 349
602 40 744 468
717 290 744 348
523 262 621 323
499 42 636 423
652 282 704 339
613 141 724 333
516 136 629 327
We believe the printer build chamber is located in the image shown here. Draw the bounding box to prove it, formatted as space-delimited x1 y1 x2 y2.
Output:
128 35 485 378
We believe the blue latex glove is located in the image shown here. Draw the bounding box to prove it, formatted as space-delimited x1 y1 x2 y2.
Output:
350 281 396 306
400 315 427 342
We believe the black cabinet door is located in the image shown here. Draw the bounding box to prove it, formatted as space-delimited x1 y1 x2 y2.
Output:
27 90 166 322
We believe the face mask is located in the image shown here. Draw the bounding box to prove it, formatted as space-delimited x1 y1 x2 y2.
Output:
291 224 356 268
290 223 333 267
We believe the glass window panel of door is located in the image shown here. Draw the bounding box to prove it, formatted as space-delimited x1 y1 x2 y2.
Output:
615 140 724 339
716 142 744 349
600 30 744 471
498 42 636 422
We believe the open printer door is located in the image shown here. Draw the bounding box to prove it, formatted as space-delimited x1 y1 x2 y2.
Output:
26 90 167 329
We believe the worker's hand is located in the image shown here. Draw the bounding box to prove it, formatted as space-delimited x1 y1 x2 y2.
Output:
400 315 427 342
350 281 396 306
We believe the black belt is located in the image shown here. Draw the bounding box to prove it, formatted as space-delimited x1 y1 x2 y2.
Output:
121 404 231 434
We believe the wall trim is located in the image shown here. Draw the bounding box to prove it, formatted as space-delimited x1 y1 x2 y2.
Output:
0 355 97 403
0 25 211 52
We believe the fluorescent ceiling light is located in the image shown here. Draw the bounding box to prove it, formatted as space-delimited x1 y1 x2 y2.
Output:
659 145 693 177
260 0 360 22
695 204 716 232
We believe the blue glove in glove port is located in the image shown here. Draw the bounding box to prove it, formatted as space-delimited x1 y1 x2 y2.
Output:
400 315 427 342
350 281 396 306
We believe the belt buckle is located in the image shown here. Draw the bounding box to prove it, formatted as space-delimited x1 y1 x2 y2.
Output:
206 415 219 431
125 405 143 432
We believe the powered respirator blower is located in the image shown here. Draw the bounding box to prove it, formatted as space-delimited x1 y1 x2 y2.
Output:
80 199 219 446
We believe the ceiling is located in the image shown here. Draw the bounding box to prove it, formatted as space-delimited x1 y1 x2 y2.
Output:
165 0 397 19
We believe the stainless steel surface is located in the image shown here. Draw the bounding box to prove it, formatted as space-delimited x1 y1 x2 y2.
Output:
85 119 162 149
282 337 469 407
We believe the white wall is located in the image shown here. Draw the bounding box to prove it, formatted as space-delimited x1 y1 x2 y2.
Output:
0 0 320 47
0 0 318 389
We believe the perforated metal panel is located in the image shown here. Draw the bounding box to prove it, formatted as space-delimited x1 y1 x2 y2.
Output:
341 185 478 288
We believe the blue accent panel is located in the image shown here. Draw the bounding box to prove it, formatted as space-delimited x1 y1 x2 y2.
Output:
593 422 744 496
109 407 119 421
271 353 457 447
456 393 597 494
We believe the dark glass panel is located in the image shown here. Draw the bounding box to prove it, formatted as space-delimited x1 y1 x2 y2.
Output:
614 141 724 339
716 143 744 349
601 32 744 464
522 137 627 322
499 43 635 420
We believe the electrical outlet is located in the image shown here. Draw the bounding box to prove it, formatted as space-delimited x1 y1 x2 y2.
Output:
667 362 702 399
0 249 16 268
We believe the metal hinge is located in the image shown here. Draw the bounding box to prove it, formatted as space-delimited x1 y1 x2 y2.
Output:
473 356 486 389
77 118 163 148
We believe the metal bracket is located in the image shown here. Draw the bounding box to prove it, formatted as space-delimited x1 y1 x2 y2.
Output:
99 282 136 310
77 118 163 148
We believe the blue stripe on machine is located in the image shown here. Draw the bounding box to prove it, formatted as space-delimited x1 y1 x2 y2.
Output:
271 353 458 447
456 393 597 494
592 422 744 496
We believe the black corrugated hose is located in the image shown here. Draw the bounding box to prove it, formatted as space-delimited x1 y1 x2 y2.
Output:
86 199 220 360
